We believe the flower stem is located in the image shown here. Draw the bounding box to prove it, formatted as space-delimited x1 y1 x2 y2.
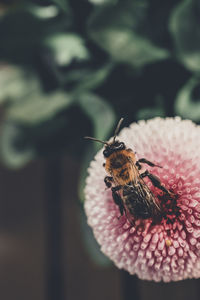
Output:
121 271 140 300
45 157 64 300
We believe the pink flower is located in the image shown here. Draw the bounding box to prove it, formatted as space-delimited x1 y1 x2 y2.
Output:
84 117 200 282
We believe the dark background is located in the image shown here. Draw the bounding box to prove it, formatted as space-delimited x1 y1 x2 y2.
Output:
0 0 200 299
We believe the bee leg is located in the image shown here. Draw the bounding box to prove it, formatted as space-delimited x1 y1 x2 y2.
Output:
111 185 122 192
136 158 162 170
135 161 142 170
104 176 113 188
111 188 124 216
112 187 135 225
140 170 169 194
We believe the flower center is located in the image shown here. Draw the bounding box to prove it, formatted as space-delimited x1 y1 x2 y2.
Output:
157 191 180 225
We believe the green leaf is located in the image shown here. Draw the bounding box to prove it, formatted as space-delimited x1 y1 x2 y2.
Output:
0 66 73 126
28 4 59 19
90 29 169 67
7 90 72 124
44 33 90 66
0 65 40 104
74 63 113 92
0 122 35 169
174 77 200 121
88 0 169 67
169 0 200 72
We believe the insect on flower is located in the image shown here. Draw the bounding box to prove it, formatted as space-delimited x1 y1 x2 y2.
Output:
84 117 200 281
85 118 177 226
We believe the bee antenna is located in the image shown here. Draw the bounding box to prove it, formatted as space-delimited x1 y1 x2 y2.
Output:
113 118 124 142
84 136 109 145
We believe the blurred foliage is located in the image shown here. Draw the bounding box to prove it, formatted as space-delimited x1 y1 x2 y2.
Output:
88 0 170 67
174 77 200 121
169 0 200 73
0 0 199 170
0 0 200 266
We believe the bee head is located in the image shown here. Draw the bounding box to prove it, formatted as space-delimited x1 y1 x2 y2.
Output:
103 141 125 158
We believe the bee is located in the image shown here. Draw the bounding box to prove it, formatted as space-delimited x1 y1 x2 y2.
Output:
85 118 174 224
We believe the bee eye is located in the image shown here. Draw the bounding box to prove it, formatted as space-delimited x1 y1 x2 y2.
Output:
103 150 109 157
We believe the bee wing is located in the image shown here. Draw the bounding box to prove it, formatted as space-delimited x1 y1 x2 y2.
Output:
128 158 161 212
